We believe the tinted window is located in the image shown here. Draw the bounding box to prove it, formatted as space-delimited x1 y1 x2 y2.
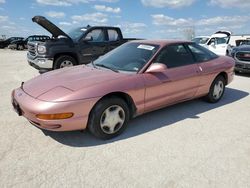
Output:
154 44 195 68
187 43 218 62
86 29 105 42
108 29 119 41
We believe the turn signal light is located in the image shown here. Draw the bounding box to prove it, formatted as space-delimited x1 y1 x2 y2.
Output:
36 113 74 120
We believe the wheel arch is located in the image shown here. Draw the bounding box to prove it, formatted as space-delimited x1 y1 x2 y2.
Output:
89 92 137 121
217 72 228 85
53 52 79 68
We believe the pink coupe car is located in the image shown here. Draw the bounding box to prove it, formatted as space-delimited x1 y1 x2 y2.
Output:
12 40 235 139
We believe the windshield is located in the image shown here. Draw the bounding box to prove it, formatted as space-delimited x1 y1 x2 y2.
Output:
216 37 229 44
93 42 159 73
240 40 250 46
67 27 87 40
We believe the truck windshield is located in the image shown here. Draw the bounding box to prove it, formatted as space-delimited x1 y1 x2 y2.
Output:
67 27 87 40
94 42 159 73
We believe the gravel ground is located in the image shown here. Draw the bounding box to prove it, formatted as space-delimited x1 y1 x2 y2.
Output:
0 49 250 188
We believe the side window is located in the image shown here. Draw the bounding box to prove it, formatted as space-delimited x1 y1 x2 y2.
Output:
108 29 119 41
154 44 195 68
207 38 215 45
86 29 105 42
187 43 218 62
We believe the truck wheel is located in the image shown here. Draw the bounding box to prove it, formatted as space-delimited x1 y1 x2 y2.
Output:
54 55 77 69
205 75 225 103
88 97 130 140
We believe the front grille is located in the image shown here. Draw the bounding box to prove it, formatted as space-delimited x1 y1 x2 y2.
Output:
235 63 250 69
236 51 250 62
28 42 36 57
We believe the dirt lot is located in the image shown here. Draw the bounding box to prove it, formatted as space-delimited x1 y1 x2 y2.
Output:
0 49 250 188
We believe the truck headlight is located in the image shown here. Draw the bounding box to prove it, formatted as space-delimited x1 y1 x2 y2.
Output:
37 45 46 54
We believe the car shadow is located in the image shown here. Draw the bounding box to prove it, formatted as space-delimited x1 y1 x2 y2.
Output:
42 88 248 147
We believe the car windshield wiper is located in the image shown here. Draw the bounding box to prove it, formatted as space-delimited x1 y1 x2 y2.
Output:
95 63 119 73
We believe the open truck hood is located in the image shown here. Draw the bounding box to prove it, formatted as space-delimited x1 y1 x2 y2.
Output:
32 16 71 39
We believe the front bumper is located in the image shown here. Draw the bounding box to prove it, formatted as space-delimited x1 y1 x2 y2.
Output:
27 52 53 71
234 60 250 73
11 87 98 131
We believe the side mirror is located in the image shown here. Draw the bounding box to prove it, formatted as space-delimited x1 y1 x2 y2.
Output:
146 63 167 73
82 36 93 42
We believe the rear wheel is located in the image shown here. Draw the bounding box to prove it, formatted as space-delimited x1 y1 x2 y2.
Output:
205 75 226 103
88 97 130 139
54 55 77 69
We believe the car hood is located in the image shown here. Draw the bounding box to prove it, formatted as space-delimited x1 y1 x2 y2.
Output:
234 45 250 51
23 65 128 99
32 16 71 39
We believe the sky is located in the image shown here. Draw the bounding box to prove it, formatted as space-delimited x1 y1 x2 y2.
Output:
1 0 250 39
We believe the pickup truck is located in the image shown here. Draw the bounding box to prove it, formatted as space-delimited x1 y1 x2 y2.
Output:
27 16 139 73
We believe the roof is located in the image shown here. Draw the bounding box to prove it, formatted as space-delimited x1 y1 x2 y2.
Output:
130 39 192 47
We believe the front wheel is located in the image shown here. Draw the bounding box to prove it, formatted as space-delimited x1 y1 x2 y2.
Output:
88 97 130 139
205 75 226 103
54 55 77 69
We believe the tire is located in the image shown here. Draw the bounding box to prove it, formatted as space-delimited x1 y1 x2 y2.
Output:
17 44 24 50
205 75 226 103
54 55 77 69
88 97 130 140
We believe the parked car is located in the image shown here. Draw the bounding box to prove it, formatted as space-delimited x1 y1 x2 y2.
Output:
205 31 231 56
12 40 235 139
8 35 50 50
230 41 250 73
191 36 210 46
205 31 250 56
0 37 24 48
27 16 140 73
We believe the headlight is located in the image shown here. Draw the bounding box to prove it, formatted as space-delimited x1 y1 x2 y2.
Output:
230 50 236 57
37 45 46 54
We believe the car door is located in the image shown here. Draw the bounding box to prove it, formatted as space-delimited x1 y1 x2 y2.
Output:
207 37 228 56
143 44 201 112
79 28 107 64
186 43 221 96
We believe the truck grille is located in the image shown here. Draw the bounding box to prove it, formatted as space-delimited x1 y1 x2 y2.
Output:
28 42 36 57
236 51 250 62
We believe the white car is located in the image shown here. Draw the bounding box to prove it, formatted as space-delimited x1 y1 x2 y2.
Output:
205 31 250 56
205 31 231 56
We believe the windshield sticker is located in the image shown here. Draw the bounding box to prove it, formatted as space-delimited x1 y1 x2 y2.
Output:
137 44 155 50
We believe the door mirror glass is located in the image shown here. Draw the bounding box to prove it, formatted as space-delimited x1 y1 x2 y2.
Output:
146 63 167 73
